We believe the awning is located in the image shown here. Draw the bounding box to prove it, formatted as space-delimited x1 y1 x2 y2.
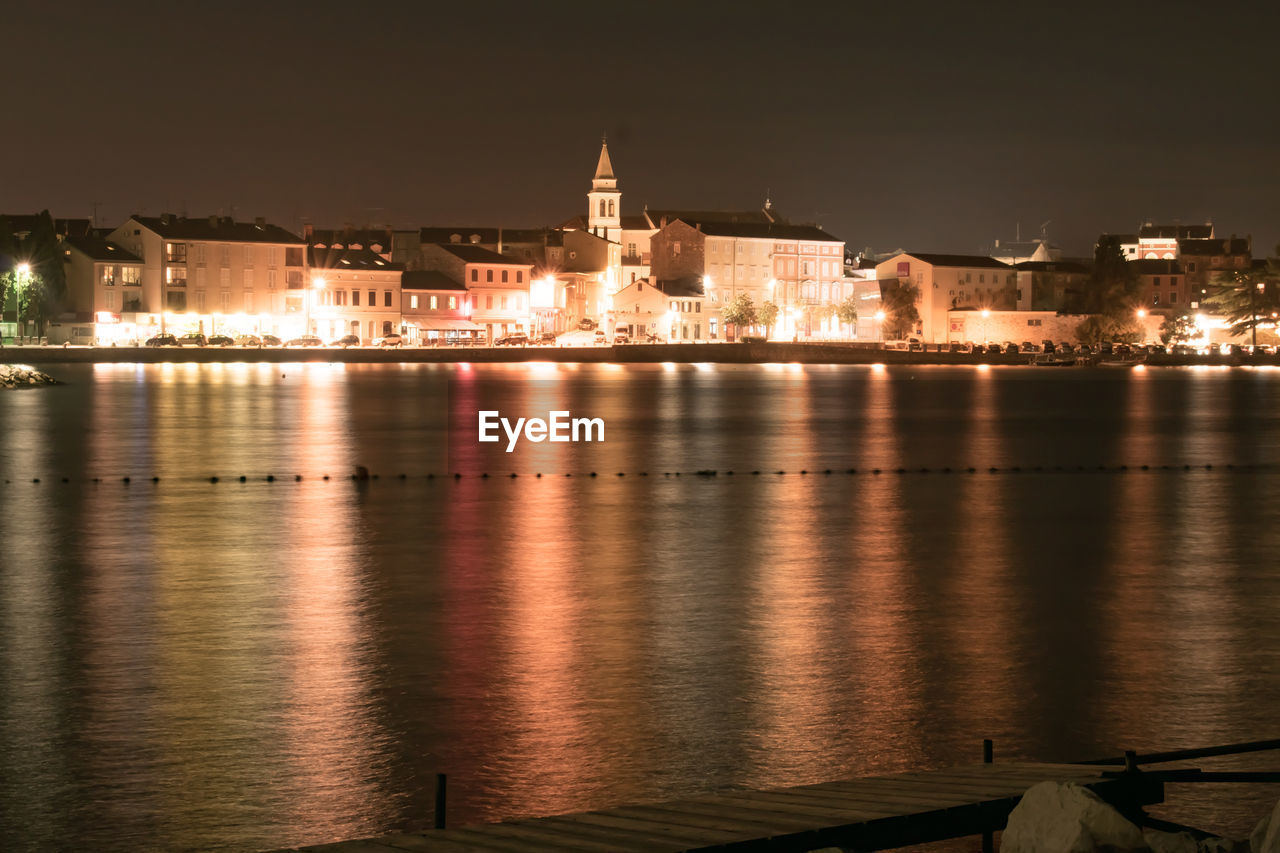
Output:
416 318 485 331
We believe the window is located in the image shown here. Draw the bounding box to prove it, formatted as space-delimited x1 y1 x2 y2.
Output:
471 269 478 282
628 242 636 256
102 266 116 286
672 241 681 256
695 302 701 313
516 271 523 283
1153 277 1161 287
166 291 186 311
1169 293 1178 304
220 291 231 312
122 266 140 285
448 296 457 309
244 269 253 289
353 290 361 306
195 291 205 312
244 245 253 265
486 294 493 309
166 267 186 286
598 200 606 217
694 323 701 340
607 200 614 217
486 270 493 282
105 289 115 309
1171 276 1179 286
219 268 230 288
165 242 187 262
979 274 985 284
384 291 392 307
410 295 419 309
501 270 508 283
267 270 277 289
1188 262 1197 272
195 244 206 264
336 290 347 306
220 246 230 267
501 295 509 309
244 292 254 312
368 290 375 306
430 295 438 310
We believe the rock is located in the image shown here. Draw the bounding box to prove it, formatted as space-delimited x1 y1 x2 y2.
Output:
1001 781 1147 853
1197 838 1248 852
1144 828 1199 853
1254 800 1280 853
0 364 58 388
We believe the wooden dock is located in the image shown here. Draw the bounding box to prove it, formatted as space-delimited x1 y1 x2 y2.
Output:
277 761 1163 852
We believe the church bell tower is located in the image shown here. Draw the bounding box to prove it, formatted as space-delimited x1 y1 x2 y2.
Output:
587 138 621 243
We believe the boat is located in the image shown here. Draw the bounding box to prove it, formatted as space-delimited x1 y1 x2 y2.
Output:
1031 353 1078 366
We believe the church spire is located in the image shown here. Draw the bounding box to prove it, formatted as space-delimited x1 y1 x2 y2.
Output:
593 138 615 185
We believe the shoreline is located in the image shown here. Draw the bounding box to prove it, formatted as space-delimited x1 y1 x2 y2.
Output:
3 342 1275 368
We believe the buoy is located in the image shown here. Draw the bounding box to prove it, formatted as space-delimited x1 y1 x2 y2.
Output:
355 466 370 481
239 475 246 482
210 476 218 483
266 475 275 482
123 477 131 484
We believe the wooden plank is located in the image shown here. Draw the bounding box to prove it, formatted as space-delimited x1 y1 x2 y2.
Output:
298 841 412 853
638 797 837 832
609 803 798 836
465 821 660 853
379 831 533 853
822 776 1036 800
733 785 983 812
549 811 737 846
702 790 905 822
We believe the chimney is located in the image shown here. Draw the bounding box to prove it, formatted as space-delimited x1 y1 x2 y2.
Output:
498 227 503 254
303 223 314 239
160 213 172 226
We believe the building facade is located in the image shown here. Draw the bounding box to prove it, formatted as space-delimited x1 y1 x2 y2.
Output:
416 243 534 341
875 253 1017 344
105 214 307 338
307 246 403 342
57 236 146 344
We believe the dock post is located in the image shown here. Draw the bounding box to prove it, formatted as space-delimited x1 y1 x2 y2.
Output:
435 773 447 829
1124 750 1138 773
982 739 994 853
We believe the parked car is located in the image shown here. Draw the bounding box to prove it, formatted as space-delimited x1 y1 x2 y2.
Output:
375 333 403 347
331 334 361 348
284 335 323 347
1020 341 1037 353
495 333 529 346
593 329 607 344
177 333 207 347
578 318 597 331
207 334 235 347
1000 342 1018 354
536 331 558 345
234 335 262 347
261 335 283 347
613 331 631 344
144 334 178 347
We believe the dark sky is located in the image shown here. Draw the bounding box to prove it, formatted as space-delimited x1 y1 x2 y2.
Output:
6 0 1278 256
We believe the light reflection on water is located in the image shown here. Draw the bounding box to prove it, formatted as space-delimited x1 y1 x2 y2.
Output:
1 363 1279 851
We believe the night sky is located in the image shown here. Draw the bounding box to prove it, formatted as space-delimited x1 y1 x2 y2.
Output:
7 0 1278 256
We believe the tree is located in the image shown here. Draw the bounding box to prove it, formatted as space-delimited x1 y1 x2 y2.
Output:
757 300 779 338
0 211 67 339
1072 235 1143 343
879 280 920 339
1159 311 1198 345
1203 265 1280 348
720 293 757 331
835 295 859 332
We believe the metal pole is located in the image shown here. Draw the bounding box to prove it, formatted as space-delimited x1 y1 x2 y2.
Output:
982 739 994 853
434 773 447 830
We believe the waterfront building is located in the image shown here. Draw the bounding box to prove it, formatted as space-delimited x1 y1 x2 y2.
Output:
399 270 482 344
1013 260 1090 311
304 225 395 261
105 214 307 338
52 236 146 345
306 246 403 342
874 253 1017 344
1135 222 1213 260
1131 259 1185 313
415 243 534 341
1178 236 1252 306
648 217 848 339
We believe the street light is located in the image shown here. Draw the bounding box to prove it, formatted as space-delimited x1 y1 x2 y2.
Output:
308 276 326 336
14 263 31 343
874 309 885 343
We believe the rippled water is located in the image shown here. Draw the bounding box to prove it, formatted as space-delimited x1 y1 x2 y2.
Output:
2 362 1279 851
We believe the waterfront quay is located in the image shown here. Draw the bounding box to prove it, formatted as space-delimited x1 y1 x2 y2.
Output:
6 341 1280 367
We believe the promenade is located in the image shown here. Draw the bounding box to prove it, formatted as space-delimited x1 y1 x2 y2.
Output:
4 342 1276 367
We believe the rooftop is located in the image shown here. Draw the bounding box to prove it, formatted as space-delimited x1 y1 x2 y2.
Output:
401 270 465 291
132 214 304 244
307 246 402 271
432 242 534 265
65 235 143 263
1139 223 1213 240
896 252 1014 269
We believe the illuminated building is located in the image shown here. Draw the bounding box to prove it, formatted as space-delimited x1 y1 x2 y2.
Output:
104 214 307 337
875 253 1017 344
414 243 534 342
399 270 482 344
50 236 146 345
306 247 403 343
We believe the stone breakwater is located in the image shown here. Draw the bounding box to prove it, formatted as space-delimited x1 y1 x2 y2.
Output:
0 364 59 389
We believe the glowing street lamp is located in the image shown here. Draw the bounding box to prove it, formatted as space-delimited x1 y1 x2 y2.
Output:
874 309 886 343
308 275 326 335
13 263 32 342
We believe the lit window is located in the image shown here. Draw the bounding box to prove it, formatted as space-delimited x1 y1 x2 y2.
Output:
448 296 457 309
410 295 418 309
430 295 438 310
